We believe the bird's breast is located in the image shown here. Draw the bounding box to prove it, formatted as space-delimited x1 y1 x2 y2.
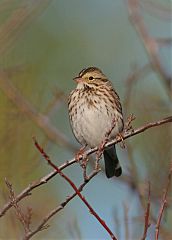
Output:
70 92 123 147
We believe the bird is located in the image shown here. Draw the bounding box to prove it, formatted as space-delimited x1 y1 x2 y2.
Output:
68 67 124 178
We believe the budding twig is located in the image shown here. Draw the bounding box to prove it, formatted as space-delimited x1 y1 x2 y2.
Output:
5 178 32 237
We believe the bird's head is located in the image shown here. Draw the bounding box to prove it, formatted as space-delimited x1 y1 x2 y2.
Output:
74 67 108 89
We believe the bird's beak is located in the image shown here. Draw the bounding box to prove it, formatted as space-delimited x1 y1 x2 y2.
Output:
73 77 83 83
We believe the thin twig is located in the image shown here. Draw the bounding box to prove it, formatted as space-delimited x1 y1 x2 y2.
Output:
24 170 99 240
140 0 172 21
155 162 172 240
0 70 76 151
5 179 31 236
0 158 76 217
123 57 171 240
0 116 171 218
33 138 118 240
141 181 151 240
127 0 171 95
0 0 52 55
123 202 130 240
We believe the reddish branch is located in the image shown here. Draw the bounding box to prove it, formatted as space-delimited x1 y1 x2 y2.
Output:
155 162 172 240
105 116 172 149
24 170 99 239
0 158 76 218
0 116 171 219
33 137 117 240
141 182 151 240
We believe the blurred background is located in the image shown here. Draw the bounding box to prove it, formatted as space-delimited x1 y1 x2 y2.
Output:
0 0 171 239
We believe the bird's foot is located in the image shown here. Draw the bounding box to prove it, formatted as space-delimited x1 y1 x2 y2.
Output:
116 133 125 148
94 140 106 172
75 145 87 162
75 145 89 180
81 157 89 181
98 139 107 154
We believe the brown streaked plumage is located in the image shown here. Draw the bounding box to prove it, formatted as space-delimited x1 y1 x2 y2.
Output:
68 67 124 178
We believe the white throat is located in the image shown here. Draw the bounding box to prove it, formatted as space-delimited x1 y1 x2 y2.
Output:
76 82 85 90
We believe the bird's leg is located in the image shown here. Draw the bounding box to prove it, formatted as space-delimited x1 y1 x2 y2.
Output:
75 144 87 162
75 144 89 180
116 133 125 148
95 140 107 171
81 157 89 181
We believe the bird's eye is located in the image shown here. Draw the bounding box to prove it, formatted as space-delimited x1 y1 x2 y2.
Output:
89 76 94 80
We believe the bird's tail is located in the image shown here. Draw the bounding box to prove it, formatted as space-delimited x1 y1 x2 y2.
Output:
103 145 122 178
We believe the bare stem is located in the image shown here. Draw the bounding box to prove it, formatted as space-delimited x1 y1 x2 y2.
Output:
155 162 172 240
0 116 171 219
33 138 117 240
141 181 151 240
24 170 99 239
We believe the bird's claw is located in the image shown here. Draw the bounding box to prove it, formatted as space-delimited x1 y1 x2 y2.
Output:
75 145 87 162
116 133 125 148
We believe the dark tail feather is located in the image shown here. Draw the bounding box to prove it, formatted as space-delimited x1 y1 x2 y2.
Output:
103 145 122 178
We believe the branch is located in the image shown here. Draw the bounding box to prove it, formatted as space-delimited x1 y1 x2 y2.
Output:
123 202 130 240
33 138 117 240
141 181 151 240
140 0 172 21
0 158 76 217
105 116 172 149
127 0 171 94
24 170 99 239
0 116 171 218
0 0 51 55
0 70 76 151
155 162 172 240
5 179 32 237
